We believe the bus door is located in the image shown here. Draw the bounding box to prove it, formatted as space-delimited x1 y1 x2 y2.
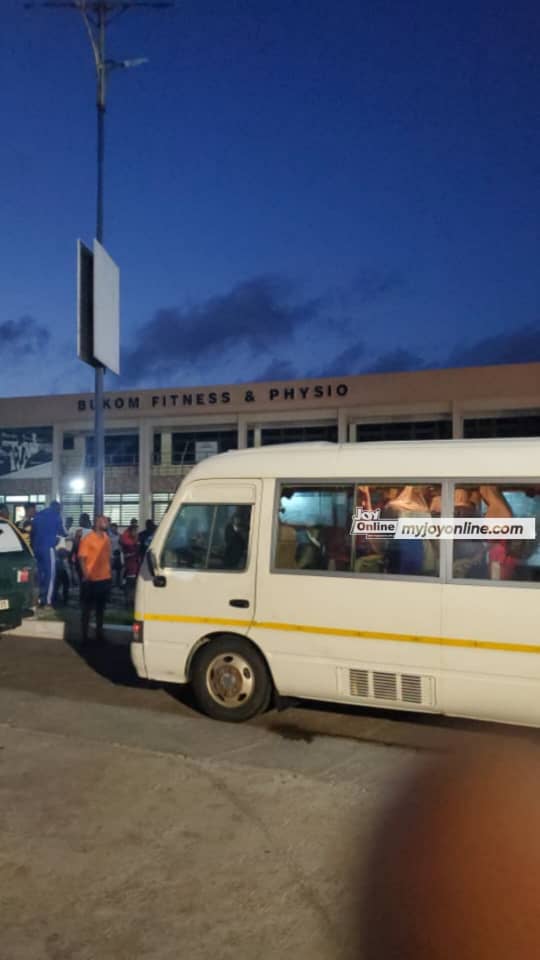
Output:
142 480 261 681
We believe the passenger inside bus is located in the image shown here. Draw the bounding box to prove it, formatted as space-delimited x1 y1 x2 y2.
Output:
223 508 250 569
452 484 540 582
295 525 327 569
381 486 439 576
274 482 540 582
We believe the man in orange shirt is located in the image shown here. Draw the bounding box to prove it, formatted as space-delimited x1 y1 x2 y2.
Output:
78 515 112 645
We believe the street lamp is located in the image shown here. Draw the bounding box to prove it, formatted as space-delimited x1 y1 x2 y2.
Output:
70 477 86 494
81 6 149 518
25 1 174 518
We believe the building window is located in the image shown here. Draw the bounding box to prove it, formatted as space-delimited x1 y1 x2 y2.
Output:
153 433 162 465
356 420 452 442
61 495 95 525
63 434 75 451
152 493 174 523
248 424 338 447
85 434 139 467
464 415 540 439
171 430 238 466
62 494 140 526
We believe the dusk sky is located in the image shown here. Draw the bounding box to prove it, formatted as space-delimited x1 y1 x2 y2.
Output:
2 0 540 397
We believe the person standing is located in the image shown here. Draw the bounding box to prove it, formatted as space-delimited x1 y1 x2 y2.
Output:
30 501 66 608
109 522 123 589
72 513 92 585
78 515 112 645
120 519 140 606
138 519 157 562
54 519 74 606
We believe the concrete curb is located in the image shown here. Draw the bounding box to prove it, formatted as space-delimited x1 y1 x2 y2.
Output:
6 618 132 641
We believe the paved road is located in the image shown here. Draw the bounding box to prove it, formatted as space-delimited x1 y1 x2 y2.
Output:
0 631 534 765
0 633 535 960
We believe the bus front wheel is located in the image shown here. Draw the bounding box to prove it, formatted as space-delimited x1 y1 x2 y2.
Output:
191 636 272 722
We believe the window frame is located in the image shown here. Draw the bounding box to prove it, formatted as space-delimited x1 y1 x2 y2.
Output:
270 477 540 588
463 414 540 440
355 419 453 443
170 430 238 466
160 501 254 574
270 478 444 583
85 432 139 468
447 479 540 589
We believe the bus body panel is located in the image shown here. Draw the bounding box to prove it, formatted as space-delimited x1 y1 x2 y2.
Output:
132 439 540 726
253 476 443 703
439 583 540 723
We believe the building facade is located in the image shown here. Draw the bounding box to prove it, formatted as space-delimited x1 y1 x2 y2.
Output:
0 362 539 525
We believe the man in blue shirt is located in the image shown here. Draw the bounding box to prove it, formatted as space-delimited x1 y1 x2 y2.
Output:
31 501 66 607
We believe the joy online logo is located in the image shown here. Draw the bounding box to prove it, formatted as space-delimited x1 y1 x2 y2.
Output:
349 507 536 540
350 508 397 537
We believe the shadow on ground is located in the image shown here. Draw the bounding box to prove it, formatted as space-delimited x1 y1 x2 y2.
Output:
63 622 201 713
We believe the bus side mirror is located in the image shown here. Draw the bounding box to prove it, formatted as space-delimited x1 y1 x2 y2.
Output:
147 549 157 576
147 549 167 587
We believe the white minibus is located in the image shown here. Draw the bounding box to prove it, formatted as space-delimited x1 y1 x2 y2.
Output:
131 439 540 726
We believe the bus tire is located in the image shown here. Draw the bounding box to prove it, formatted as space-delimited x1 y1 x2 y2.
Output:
191 636 272 722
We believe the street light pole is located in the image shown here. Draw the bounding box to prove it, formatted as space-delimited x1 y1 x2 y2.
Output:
25 0 173 520
92 3 106 517
96 5 106 246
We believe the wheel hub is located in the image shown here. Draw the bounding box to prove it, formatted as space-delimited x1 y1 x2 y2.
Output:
207 653 254 708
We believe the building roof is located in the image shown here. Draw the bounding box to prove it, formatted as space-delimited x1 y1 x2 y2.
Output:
0 360 539 427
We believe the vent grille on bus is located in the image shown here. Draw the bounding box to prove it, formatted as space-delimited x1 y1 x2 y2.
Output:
401 674 423 704
350 670 369 698
373 672 397 700
347 669 433 706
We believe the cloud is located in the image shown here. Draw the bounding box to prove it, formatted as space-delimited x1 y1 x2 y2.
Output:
316 323 540 378
121 276 321 385
254 358 298 381
310 341 366 377
367 348 429 373
447 324 540 367
0 316 50 353
350 269 405 305
119 272 539 392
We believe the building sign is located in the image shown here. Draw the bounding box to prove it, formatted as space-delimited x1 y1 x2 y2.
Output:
0 427 53 478
76 382 350 413
195 440 219 462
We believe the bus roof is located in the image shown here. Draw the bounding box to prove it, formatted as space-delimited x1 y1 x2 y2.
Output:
186 438 540 483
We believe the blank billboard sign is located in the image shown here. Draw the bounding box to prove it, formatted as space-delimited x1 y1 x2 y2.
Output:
77 240 95 366
93 239 120 375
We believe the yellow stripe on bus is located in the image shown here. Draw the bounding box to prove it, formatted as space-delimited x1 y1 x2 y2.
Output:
135 612 540 655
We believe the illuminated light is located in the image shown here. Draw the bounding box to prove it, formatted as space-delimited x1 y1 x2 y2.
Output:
70 477 86 494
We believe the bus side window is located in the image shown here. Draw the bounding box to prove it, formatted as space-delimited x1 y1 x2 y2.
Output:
452 484 540 583
275 523 297 569
162 503 252 571
354 483 441 577
274 485 355 572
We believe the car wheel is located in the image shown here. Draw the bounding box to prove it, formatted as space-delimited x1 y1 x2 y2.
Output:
191 635 272 722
